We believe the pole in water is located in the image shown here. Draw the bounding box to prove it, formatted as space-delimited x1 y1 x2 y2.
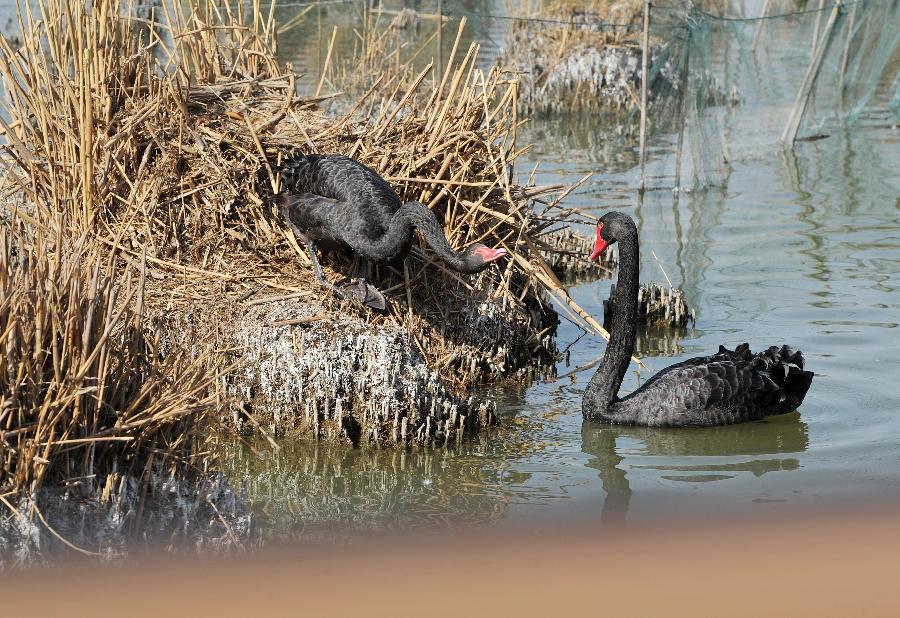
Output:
638 0 651 192
751 0 771 53
673 31 690 191
837 3 857 112
780 0 842 145
810 0 826 55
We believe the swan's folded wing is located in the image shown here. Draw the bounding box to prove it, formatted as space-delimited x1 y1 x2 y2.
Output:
277 192 338 233
635 353 721 393
628 359 779 426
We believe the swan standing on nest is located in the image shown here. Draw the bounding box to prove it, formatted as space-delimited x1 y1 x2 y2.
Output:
277 154 507 310
583 211 813 426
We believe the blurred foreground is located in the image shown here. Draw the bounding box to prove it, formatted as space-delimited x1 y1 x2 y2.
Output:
4 504 899 616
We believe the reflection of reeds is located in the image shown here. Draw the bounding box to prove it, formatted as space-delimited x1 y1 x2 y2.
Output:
0 220 219 513
216 432 529 542
631 322 692 358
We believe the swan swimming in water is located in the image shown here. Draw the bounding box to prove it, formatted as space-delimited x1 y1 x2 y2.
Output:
277 154 507 310
582 211 813 427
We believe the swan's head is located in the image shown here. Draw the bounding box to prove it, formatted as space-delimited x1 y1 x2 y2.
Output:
589 211 635 260
463 243 508 272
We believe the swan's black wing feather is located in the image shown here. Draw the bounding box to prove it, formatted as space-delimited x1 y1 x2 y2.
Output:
280 154 399 243
634 343 751 393
277 192 338 242
619 344 813 426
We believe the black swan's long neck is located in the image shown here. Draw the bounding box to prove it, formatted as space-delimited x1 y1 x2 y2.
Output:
584 222 640 421
373 202 477 272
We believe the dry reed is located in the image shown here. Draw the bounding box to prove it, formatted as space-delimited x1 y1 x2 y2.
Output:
499 0 651 114
0 216 221 510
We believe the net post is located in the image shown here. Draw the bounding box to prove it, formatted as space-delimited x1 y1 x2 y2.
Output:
780 0 843 146
673 29 691 191
751 0 771 53
811 0 826 54
838 2 857 112
638 0 651 192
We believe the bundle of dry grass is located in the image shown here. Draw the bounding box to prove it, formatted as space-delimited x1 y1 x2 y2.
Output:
603 281 695 328
0 0 633 451
498 0 661 114
0 217 221 521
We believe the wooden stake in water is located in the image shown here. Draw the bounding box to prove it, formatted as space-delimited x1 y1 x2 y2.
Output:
638 0 651 192
673 31 690 190
838 3 857 112
751 0 771 53
781 0 842 146
811 0 826 55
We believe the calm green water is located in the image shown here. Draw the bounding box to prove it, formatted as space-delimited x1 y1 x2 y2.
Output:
226 3 900 539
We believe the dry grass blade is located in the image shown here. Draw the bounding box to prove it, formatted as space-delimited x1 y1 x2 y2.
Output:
0 218 221 507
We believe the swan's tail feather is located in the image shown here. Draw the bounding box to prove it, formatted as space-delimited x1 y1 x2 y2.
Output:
779 345 806 371
717 343 752 361
751 343 813 414
714 342 813 414
786 364 814 398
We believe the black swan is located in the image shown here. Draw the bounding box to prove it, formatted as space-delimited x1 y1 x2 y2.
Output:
583 211 813 426
277 154 507 309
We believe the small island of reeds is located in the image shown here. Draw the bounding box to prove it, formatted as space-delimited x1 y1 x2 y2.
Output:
0 0 613 560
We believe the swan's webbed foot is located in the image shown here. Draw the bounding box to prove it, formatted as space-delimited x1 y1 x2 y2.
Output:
334 278 387 312
297 238 386 311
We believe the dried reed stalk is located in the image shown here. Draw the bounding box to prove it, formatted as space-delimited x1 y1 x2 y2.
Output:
0 217 221 503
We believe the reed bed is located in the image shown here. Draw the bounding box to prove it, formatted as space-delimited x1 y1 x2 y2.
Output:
498 0 658 114
0 217 221 522
603 281 695 327
0 0 629 457
320 13 634 368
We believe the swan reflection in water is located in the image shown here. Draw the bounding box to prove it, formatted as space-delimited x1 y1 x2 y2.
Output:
580 412 810 523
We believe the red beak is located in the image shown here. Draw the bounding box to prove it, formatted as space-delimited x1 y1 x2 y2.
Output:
474 246 507 263
589 223 607 261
